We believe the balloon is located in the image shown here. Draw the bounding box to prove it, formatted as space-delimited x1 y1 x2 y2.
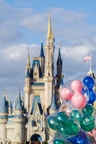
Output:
46 113 61 137
57 112 69 126
70 110 81 121
88 90 96 104
57 125 67 136
59 101 74 117
64 121 79 135
71 80 83 92
82 85 89 102
82 104 94 116
68 131 90 144
71 92 86 108
91 128 96 141
49 137 71 144
83 76 94 90
48 116 59 130
80 115 95 131
53 138 65 144
60 88 73 100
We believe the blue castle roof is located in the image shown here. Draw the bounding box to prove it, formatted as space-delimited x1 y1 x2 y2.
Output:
40 42 44 57
31 96 43 115
32 60 43 78
0 96 8 113
25 68 31 78
15 93 24 111
57 48 62 65
50 94 58 110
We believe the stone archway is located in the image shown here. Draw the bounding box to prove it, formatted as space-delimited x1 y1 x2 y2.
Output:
31 134 42 144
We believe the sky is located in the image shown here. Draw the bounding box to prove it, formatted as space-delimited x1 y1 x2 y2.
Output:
0 0 96 103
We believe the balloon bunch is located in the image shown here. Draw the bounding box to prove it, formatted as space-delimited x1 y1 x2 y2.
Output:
46 76 96 144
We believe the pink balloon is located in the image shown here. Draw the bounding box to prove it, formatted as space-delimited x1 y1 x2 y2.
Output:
71 80 83 92
80 97 87 108
92 129 96 141
71 92 86 108
60 88 73 100
87 128 96 141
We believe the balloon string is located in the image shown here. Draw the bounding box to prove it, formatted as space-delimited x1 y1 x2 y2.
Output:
89 53 92 72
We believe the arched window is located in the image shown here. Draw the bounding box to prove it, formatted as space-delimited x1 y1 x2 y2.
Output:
32 120 36 126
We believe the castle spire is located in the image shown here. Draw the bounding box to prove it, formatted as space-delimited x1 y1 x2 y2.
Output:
15 91 23 111
58 42 61 60
40 41 44 57
49 87 58 112
27 47 30 69
57 42 62 65
47 7 54 40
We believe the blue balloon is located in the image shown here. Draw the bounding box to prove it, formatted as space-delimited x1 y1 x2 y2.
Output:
68 131 90 144
88 90 96 104
83 76 94 90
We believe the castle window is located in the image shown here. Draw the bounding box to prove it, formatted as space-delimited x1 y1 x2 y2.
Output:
37 119 42 127
48 72 50 76
32 120 36 126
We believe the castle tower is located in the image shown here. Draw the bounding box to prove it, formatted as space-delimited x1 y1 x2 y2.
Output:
14 92 25 143
44 10 55 112
24 48 31 112
56 44 63 107
0 95 8 140
56 44 63 86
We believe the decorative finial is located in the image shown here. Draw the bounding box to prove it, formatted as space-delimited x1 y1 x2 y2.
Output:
27 47 30 69
58 39 60 49
3 89 6 97
41 39 43 43
18 85 20 94
47 5 54 40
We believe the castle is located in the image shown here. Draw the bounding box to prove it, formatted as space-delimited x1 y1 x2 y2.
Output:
0 12 63 144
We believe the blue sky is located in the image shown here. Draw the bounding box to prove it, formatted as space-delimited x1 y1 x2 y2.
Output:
0 0 96 103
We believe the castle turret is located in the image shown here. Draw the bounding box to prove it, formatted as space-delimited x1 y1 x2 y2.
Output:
55 44 64 108
0 94 8 140
24 48 31 112
56 44 63 86
44 10 55 112
14 92 25 143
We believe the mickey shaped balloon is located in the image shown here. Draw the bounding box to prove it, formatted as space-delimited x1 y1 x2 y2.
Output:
80 115 95 131
83 76 96 104
80 104 95 132
71 80 87 108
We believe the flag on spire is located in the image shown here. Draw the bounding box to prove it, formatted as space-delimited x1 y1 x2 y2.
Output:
84 55 91 62
84 54 92 72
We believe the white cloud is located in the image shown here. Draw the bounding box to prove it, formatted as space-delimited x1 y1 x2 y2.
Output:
0 1 96 104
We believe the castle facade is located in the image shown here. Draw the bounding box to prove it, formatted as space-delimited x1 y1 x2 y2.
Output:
0 13 63 144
